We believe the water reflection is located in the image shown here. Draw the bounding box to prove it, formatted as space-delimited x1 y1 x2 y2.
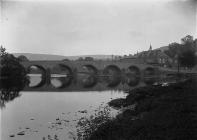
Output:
0 91 21 108
80 65 98 88
144 67 157 85
50 64 73 88
27 74 42 87
26 73 155 91
0 75 26 108
103 65 122 87
27 65 46 88
125 66 141 86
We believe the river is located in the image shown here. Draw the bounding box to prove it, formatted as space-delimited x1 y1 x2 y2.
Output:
1 89 126 140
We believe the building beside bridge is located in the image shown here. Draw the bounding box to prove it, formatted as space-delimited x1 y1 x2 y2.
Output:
135 45 172 67
120 45 172 67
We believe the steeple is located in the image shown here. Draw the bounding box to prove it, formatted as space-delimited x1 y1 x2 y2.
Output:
149 44 152 51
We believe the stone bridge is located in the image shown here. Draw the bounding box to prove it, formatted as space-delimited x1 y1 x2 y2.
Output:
21 60 167 91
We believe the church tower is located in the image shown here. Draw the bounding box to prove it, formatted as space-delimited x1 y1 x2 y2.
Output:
149 44 152 51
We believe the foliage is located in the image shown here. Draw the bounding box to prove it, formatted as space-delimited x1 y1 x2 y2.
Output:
164 42 181 59
62 58 70 61
0 90 21 108
179 51 196 68
179 35 197 68
17 55 29 62
88 79 197 140
164 35 197 68
84 57 94 61
77 57 84 61
0 46 28 107
181 35 193 45
0 45 8 57
76 105 112 140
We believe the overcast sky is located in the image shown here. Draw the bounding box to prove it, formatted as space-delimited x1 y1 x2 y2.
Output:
0 0 196 56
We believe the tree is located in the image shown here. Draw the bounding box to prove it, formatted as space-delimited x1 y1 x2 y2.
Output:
84 57 94 61
179 50 196 68
0 46 28 108
17 55 29 62
178 36 197 68
0 46 27 93
181 35 193 45
77 57 84 61
164 42 181 59
0 45 8 57
62 58 70 61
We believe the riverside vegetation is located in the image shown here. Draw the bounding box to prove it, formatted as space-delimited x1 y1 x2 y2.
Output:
76 77 197 140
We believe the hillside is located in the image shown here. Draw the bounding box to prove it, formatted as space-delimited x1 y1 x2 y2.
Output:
13 53 115 61
155 45 169 52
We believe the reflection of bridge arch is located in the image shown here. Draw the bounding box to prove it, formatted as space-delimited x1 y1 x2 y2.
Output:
27 65 46 88
50 64 73 88
80 65 98 88
83 65 98 75
103 65 121 87
126 66 141 86
144 67 156 85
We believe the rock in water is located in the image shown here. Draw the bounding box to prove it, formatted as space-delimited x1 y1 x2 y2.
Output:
9 134 15 137
17 131 25 135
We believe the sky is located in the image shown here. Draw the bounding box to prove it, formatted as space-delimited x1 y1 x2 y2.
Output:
0 0 196 56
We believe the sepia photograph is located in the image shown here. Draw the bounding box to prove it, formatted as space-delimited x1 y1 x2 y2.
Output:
0 0 197 139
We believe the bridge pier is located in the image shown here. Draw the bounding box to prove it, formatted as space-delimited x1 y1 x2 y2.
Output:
45 68 51 86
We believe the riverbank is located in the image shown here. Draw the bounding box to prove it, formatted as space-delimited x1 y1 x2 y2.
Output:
89 78 197 140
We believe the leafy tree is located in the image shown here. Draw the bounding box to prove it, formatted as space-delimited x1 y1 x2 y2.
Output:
0 45 8 57
164 42 181 59
179 36 197 68
84 57 94 61
179 50 196 68
78 57 84 61
62 58 70 61
17 55 29 62
181 35 193 45
164 35 197 68
0 46 27 107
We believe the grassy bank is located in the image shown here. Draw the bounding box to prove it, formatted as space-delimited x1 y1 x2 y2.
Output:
89 78 197 140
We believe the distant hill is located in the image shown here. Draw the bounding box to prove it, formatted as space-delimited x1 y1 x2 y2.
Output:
13 53 115 61
155 46 169 52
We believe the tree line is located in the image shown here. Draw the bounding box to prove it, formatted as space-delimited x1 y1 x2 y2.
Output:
164 35 197 69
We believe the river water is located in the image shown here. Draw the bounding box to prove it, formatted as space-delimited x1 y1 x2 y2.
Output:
1 88 126 140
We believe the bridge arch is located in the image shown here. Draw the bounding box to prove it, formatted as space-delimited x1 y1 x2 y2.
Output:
126 65 141 86
80 65 98 88
26 65 46 88
103 65 121 87
50 64 73 88
83 65 98 75
143 67 156 85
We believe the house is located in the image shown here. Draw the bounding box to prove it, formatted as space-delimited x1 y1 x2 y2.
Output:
136 45 172 67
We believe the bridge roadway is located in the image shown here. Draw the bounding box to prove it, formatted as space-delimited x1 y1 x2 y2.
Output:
20 60 171 91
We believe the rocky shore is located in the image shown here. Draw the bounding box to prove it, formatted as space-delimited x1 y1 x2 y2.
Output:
89 78 197 140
